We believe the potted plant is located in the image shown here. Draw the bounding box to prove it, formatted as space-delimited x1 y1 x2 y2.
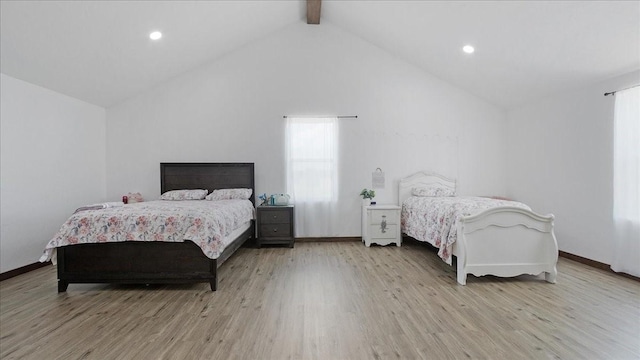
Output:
360 188 375 206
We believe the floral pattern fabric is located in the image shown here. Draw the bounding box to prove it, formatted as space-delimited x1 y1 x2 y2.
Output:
159 189 208 201
401 196 530 265
41 200 254 261
411 185 456 197
205 188 252 201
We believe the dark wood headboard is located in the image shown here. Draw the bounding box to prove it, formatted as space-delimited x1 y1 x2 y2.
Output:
160 163 255 205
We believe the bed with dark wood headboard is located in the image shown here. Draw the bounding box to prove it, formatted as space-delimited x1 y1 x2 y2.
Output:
56 163 255 292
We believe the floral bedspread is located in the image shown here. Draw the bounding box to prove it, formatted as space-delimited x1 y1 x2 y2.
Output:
401 196 530 264
40 200 254 262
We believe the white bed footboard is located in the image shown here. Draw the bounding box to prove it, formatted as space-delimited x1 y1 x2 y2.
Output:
454 206 558 285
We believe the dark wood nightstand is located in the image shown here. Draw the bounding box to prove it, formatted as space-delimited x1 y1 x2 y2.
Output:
256 205 294 248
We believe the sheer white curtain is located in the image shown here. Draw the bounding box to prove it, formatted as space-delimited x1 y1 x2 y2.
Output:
285 117 339 237
612 86 640 276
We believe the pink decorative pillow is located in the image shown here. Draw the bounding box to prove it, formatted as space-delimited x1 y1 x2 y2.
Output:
412 185 455 197
205 188 252 201
160 189 208 201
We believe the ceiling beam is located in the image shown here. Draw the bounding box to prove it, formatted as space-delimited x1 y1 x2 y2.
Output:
307 0 321 25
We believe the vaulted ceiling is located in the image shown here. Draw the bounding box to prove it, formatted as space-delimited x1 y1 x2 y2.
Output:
1 1 638 109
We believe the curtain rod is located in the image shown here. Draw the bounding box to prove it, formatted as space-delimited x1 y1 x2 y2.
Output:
604 84 639 96
283 115 358 119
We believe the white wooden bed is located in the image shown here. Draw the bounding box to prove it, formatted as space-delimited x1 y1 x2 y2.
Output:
399 171 558 285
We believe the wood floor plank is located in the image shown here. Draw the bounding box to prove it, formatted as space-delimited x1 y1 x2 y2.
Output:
1 240 639 359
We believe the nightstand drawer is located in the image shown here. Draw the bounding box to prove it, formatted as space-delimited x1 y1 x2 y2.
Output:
260 223 292 238
369 224 398 239
260 210 291 224
370 210 398 224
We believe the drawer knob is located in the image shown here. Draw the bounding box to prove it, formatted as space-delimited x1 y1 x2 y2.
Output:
273 228 278 232
273 215 277 219
380 216 387 233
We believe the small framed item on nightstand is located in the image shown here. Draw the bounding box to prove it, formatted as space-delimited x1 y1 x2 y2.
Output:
256 205 295 248
362 204 401 247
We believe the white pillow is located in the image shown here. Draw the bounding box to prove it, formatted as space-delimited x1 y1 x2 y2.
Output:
412 185 455 197
205 188 252 201
160 189 208 201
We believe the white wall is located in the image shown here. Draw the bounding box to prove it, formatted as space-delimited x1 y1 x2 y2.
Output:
506 70 639 265
106 21 507 237
0 74 106 272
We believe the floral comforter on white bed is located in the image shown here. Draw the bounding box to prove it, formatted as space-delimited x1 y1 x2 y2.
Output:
401 196 530 265
40 199 254 262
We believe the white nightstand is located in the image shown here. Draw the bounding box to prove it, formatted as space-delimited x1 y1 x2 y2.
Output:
362 204 402 247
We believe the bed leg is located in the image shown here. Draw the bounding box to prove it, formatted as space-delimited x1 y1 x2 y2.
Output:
457 271 467 285
58 280 69 293
456 257 467 285
545 267 557 284
209 260 218 291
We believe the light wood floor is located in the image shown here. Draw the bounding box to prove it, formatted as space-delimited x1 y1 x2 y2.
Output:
1 240 639 360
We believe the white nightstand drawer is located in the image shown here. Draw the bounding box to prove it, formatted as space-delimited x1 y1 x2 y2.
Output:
369 224 398 239
370 210 398 224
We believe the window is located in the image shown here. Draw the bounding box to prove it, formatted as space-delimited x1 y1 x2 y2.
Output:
285 117 339 237
612 86 639 276
285 117 338 202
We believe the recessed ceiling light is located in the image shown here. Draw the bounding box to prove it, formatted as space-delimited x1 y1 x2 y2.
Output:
149 31 162 40
463 45 475 54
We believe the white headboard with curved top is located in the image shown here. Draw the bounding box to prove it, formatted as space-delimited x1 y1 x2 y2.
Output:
398 171 457 206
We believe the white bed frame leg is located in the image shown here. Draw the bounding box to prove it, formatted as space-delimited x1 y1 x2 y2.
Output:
457 271 467 285
456 256 467 285
545 267 557 283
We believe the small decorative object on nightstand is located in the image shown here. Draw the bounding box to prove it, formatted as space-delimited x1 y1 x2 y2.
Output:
257 205 294 248
360 188 375 206
362 204 401 247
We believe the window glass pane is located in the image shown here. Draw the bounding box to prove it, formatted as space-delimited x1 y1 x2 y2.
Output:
286 117 337 202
